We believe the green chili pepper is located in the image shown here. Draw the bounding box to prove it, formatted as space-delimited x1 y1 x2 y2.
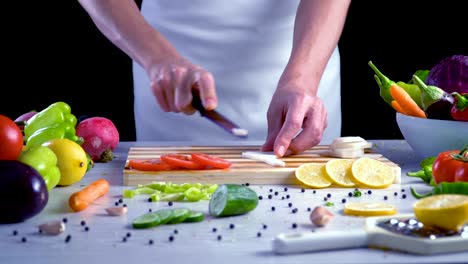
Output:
25 122 82 150
368 61 395 105
410 182 468 199
407 156 436 184
24 102 77 140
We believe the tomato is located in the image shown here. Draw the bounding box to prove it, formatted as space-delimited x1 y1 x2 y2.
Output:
128 159 178 171
0 114 24 160
190 153 232 169
160 154 205 170
432 146 468 184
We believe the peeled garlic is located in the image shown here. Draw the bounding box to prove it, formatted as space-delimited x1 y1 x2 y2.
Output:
310 206 334 227
38 220 66 235
105 206 128 216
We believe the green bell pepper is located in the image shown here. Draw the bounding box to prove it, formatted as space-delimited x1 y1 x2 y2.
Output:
25 122 82 150
18 145 61 191
24 102 78 140
410 182 468 199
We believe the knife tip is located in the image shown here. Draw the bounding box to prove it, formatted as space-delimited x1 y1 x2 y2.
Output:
231 128 249 137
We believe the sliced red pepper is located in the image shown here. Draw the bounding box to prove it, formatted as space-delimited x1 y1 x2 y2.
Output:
451 92 468 121
128 159 179 171
160 154 206 170
190 153 232 169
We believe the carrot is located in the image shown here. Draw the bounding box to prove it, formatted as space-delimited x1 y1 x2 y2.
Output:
391 100 408 115
389 84 426 118
69 178 110 212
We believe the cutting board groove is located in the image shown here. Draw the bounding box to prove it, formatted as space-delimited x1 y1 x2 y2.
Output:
123 145 401 186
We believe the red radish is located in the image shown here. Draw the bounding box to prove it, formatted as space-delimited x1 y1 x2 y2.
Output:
76 117 120 162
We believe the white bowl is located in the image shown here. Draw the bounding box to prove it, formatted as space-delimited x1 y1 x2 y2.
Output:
396 112 468 159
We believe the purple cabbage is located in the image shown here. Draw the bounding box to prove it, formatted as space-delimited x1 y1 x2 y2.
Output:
426 55 468 94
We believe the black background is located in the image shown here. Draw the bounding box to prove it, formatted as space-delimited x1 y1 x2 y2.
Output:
2 1 467 141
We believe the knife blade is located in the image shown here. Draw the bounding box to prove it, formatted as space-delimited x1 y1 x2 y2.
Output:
191 89 248 138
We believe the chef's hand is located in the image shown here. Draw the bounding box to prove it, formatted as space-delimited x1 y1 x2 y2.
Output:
147 55 217 114
261 83 328 157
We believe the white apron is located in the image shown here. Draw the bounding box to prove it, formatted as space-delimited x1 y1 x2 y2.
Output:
133 0 342 144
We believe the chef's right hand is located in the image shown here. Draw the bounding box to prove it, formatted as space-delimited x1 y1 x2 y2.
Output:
147 56 217 114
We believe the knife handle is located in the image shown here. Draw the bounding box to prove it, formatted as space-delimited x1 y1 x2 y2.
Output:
191 87 206 115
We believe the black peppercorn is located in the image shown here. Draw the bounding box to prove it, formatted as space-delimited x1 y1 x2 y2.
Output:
81 220 86 226
149 239 154 245
288 202 293 207
169 236 174 242
271 206 276 211
284 187 288 192
217 235 222 241
259 195 263 200
292 223 297 229
212 227 217 232
65 235 72 243
21 237 27 243
257 232 262 237
168 201 173 206
12 230 18 236
229 224 235 229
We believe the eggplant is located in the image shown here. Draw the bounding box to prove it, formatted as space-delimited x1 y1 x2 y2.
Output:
412 75 455 120
0 160 48 223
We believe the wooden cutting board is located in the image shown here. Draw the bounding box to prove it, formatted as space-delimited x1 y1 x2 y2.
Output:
122 145 401 186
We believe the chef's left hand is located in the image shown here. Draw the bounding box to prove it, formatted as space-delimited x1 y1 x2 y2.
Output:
261 82 328 157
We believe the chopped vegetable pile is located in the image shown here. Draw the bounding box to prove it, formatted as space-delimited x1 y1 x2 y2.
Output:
123 182 219 202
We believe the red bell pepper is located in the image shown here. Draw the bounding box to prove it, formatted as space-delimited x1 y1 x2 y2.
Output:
432 145 468 184
451 92 468 121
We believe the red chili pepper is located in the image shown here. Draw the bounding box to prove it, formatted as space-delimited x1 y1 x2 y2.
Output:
450 92 468 121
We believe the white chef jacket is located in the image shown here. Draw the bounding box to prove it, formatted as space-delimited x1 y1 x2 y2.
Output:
132 0 342 144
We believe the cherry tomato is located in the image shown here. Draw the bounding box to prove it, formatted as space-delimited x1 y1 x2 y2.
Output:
190 153 232 169
128 159 178 171
0 114 24 160
160 154 205 170
432 146 468 184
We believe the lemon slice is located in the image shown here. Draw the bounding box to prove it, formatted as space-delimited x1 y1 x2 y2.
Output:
295 163 332 188
413 194 468 231
344 202 397 217
324 159 356 187
350 157 394 188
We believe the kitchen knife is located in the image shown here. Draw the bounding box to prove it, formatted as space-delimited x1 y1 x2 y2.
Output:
272 213 468 255
191 89 248 138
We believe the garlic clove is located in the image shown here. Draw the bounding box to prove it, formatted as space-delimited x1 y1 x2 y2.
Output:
310 206 334 227
38 220 66 235
105 206 128 216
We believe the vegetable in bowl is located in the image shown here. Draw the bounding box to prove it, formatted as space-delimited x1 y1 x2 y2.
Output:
426 54 468 94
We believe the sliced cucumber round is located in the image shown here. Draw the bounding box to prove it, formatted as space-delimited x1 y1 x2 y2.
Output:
154 208 174 225
132 212 162 229
209 184 259 217
167 208 191 224
183 211 205 223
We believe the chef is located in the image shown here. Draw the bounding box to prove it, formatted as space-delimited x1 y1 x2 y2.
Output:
77 0 351 157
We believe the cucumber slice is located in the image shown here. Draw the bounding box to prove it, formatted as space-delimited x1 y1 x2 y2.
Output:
183 211 205 223
154 208 174 225
132 212 162 229
209 184 259 217
167 208 191 224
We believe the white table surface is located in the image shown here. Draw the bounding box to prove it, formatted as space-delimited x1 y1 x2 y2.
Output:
1 140 466 264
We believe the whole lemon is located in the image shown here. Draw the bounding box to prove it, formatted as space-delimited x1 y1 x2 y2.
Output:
42 138 88 186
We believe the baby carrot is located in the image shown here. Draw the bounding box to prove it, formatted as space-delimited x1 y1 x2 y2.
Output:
390 84 426 118
391 100 408 115
69 178 110 212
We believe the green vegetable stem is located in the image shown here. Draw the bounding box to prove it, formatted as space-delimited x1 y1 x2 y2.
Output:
368 61 395 105
412 75 450 111
410 182 468 199
24 102 78 141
